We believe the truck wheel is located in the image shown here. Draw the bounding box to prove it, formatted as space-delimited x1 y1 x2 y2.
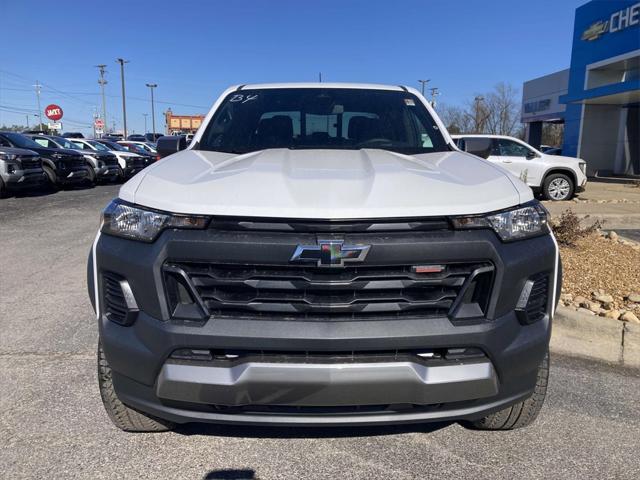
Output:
97 342 175 432
469 351 549 430
42 165 58 191
0 177 7 198
543 173 574 201
86 166 97 185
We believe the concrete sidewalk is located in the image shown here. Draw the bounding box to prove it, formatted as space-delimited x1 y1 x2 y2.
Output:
543 181 640 229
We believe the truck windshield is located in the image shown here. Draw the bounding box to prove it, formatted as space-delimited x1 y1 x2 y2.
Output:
198 88 448 155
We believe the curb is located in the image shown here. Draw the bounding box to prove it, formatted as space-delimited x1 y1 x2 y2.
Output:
551 306 640 368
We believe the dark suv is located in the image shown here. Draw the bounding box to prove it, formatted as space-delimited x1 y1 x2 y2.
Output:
0 132 88 188
0 146 46 197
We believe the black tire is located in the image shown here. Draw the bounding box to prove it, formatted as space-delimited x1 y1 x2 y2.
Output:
542 173 574 201
86 165 97 185
97 342 175 432
42 165 59 191
0 177 7 199
469 351 549 430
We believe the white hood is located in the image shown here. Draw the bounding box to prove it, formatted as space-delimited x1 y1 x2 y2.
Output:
120 148 531 218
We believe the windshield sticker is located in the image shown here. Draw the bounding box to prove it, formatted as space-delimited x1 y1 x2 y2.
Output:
229 94 259 104
404 98 415 106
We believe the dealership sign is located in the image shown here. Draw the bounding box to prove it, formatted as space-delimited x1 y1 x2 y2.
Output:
45 104 63 121
581 2 640 41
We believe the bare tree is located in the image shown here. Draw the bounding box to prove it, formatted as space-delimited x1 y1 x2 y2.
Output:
437 103 473 134
483 82 521 136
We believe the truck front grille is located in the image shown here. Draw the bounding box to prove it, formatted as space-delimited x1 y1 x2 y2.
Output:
163 261 494 321
20 156 41 170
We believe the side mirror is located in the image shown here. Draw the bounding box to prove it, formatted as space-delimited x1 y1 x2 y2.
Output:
526 151 538 159
156 135 187 158
460 137 492 159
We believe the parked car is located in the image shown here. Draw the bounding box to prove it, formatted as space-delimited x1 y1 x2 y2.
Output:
145 133 163 143
0 131 88 188
72 139 145 179
119 140 157 155
62 132 85 139
30 134 119 185
89 83 559 433
54 137 121 183
116 141 157 166
452 134 587 201
0 146 46 197
126 134 147 142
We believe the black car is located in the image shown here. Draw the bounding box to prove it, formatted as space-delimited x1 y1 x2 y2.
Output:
0 132 88 188
117 142 157 166
127 134 146 142
62 132 85 139
41 135 120 184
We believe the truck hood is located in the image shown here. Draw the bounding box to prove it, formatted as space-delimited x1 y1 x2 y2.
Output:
120 148 531 218
544 154 583 166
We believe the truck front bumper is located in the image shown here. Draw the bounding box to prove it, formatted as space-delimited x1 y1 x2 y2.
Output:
90 227 559 426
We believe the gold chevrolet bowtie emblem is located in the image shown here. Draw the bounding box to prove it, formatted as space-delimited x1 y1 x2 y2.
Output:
581 20 608 41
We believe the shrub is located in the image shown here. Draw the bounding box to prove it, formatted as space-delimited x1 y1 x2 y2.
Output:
551 209 602 247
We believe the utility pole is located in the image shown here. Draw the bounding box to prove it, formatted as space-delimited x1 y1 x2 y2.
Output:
116 58 129 138
96 64 108 135
318 72 322 83
474 95 485 133
142 113 148 133
33 81 43 131
25 115 29 128
418 79 430 96
145 83 157 135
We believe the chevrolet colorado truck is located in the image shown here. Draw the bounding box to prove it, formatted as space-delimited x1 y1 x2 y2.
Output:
0 146 46 197
88 83 560 432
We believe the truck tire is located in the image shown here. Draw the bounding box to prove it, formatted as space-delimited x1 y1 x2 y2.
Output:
98 342 175 432
43 165 58 191
469 351 549 430
86 166 97 185
0 177 7 198
543 173 574 201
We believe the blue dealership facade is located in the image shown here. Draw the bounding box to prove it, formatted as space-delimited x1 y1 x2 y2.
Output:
522 0 639 176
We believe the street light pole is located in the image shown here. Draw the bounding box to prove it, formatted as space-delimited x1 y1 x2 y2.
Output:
116 58 129 138
142 113 148 133
96 64 108 135
145 83 157 136
33 80 43 131
418 79 430 96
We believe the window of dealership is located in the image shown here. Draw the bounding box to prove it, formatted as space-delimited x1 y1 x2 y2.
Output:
522 0 640 176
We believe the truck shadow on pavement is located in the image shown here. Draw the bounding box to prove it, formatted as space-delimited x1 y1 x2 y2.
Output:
175 420 453 439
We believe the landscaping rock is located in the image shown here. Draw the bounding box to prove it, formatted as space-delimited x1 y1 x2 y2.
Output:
561 293 573 302
604 310 621 320
621 311 640 323
594 293 614 304
574 295 587 306
577 307 595 316
607 231 618 241
628 293 640 303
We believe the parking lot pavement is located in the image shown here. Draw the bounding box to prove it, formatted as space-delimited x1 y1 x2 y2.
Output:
543 181 640 229
2 185 640 480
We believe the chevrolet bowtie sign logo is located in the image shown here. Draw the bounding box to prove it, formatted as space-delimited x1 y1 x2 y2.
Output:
290 240 371 267
581 20 609 41
581 2 640 41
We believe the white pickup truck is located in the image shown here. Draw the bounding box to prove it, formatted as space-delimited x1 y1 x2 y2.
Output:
452 134 587 201
89 83 559 433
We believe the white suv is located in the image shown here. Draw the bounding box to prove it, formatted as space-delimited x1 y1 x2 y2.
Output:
452 134 587 201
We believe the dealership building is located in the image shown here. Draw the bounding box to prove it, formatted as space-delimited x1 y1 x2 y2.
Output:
522 0 639 176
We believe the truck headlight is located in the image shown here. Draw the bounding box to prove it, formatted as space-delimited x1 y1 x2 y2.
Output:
579 162 586 175
0 153 18 161
451 201 549 241
101 199 209 242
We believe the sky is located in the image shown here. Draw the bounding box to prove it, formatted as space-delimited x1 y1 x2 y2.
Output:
0 0 586 136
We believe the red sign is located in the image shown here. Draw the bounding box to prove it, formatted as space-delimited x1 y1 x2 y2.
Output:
45 104 63 121
94 118 105 128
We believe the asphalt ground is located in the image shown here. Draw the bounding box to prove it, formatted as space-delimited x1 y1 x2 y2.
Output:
1 184 639 480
